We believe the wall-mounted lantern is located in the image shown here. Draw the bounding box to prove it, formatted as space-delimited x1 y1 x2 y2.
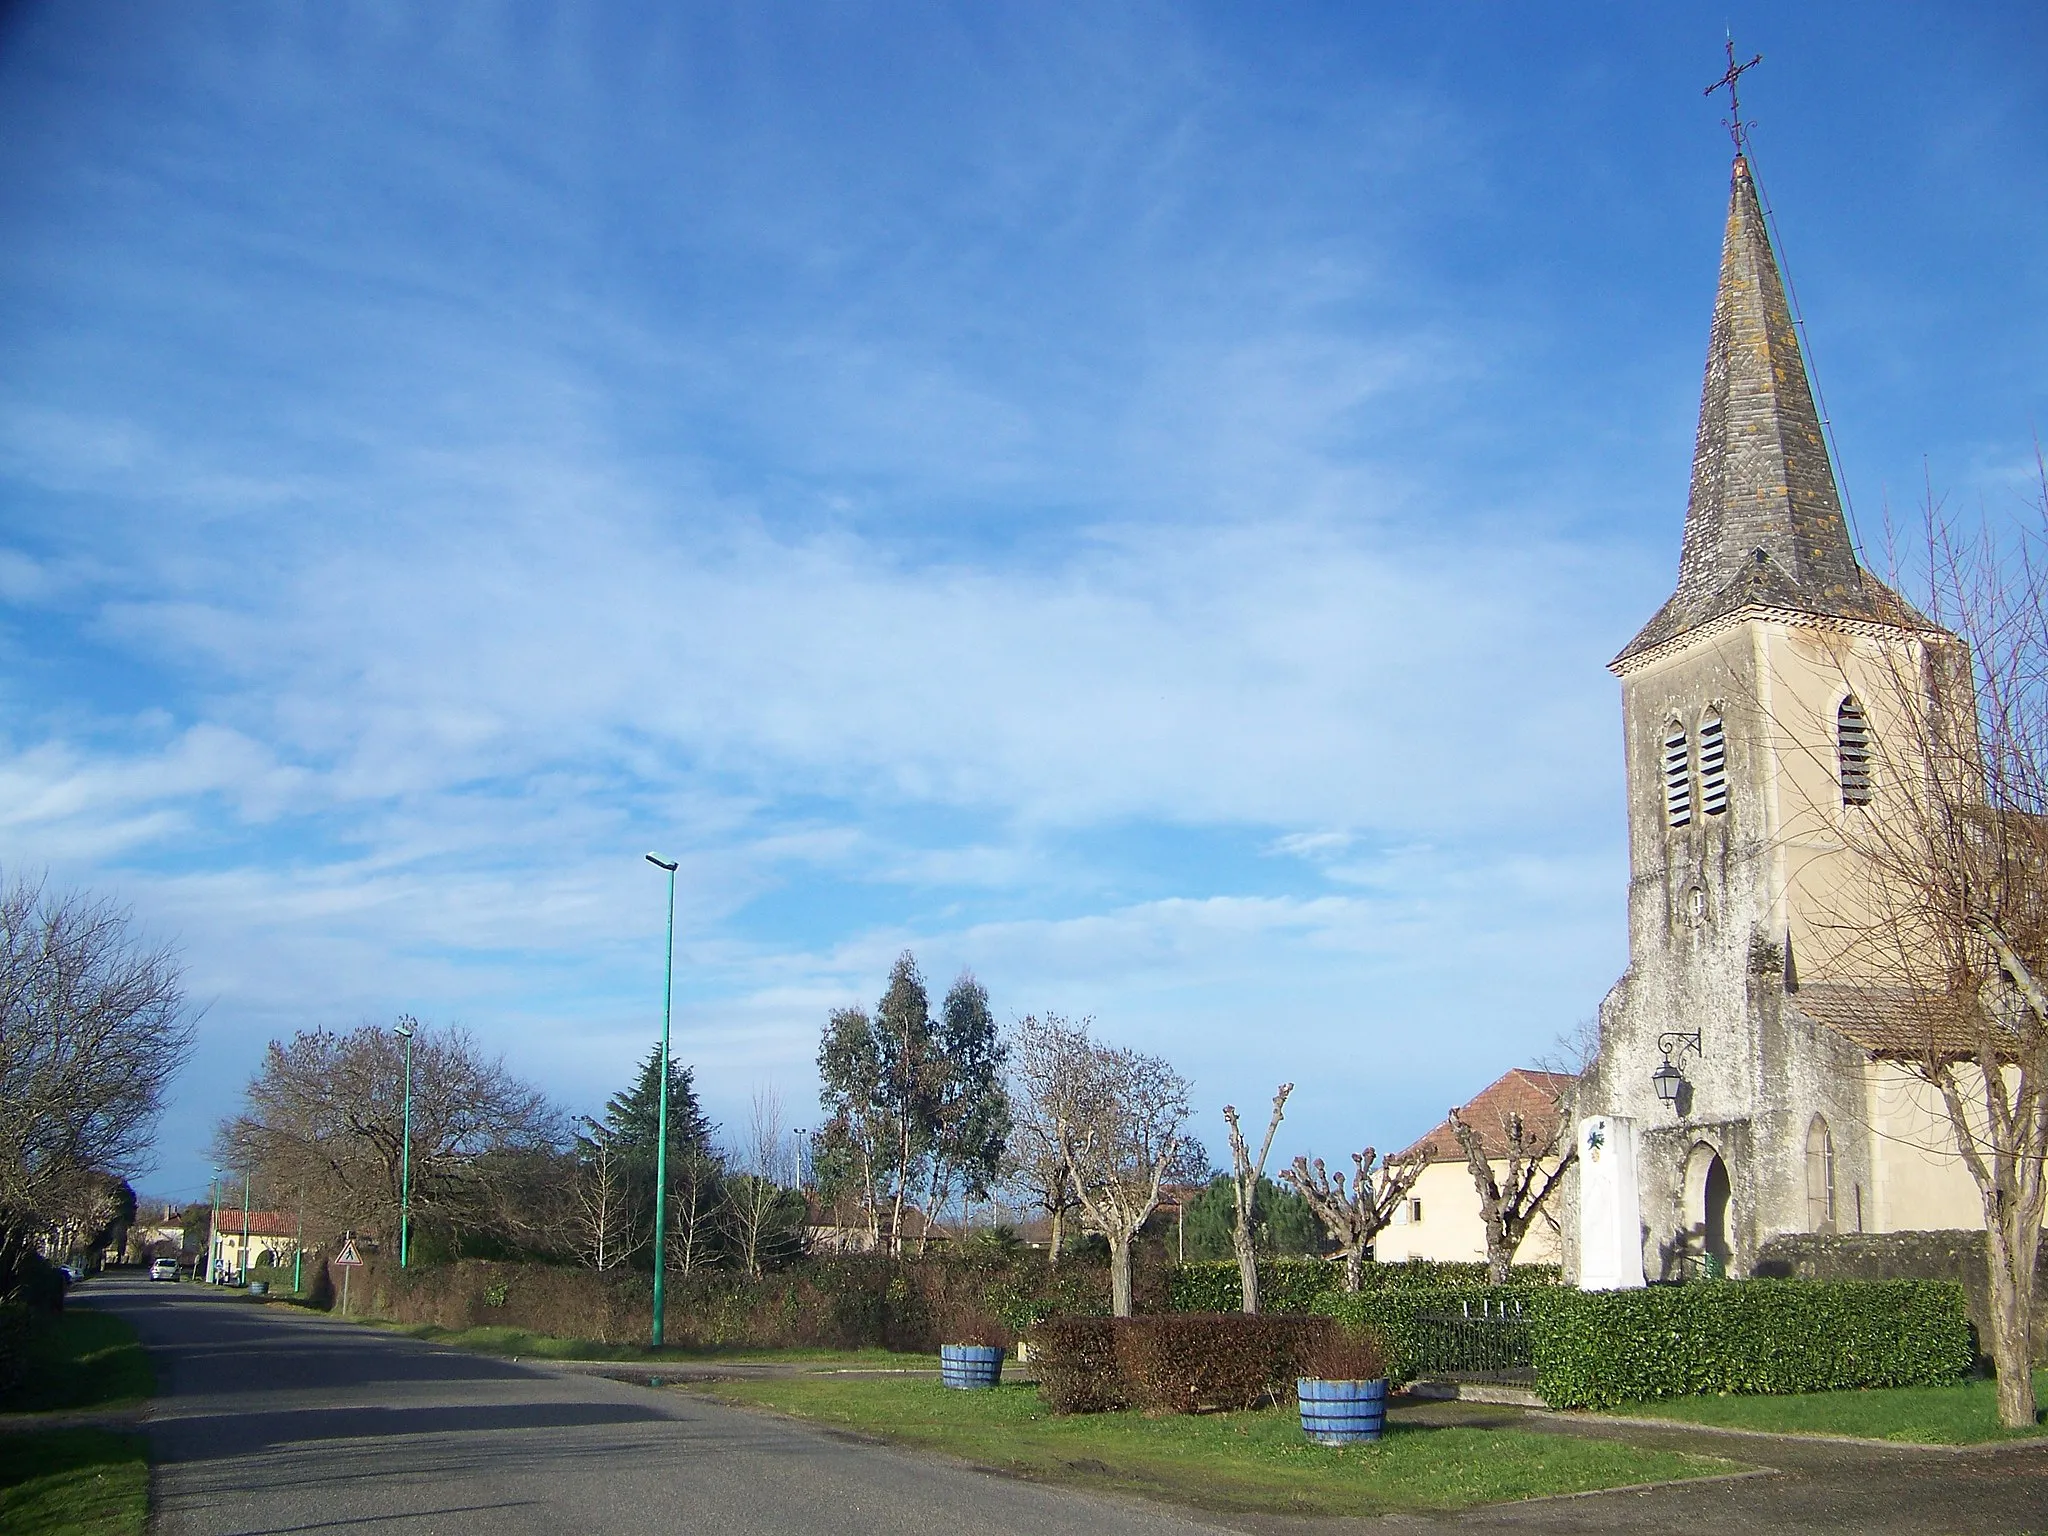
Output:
1653 1030 1703 1110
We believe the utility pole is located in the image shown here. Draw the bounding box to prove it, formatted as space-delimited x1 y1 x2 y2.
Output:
292 1190 304 1294
644 853 680 1349
240 1176 252 1284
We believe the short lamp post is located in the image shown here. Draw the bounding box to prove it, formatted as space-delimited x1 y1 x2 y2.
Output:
645 852 680 1349
207 1170 222 1284
394 1015 417 1268
1653 1030 1703 1111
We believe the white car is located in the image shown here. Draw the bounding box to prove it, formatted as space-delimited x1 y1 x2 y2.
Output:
148 1257 181 1282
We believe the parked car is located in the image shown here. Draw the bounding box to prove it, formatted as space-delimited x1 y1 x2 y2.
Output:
148 1257 181 1282
57 1263 86 1283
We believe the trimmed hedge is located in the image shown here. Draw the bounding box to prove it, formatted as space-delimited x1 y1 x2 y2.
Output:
1169 1258 1561 1314
1531 1279 1974 1409
1031 1317 1126 1414
1030 1313 1383 1415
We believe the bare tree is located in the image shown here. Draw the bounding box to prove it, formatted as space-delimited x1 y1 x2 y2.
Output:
1446 1097 1575 1287
0 877 195 1298
216 1021 562 1251
725 1088 790 1276
1789 472 2048 1427
1221 1084 1292 1314
1052 1029 1192 1318
1281 1145 1432 1291
1008 1013 1092 1268
665 1148 724 1276
571 1117 640 1270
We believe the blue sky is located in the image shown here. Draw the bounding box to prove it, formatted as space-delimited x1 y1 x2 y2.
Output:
3 3 2044 1205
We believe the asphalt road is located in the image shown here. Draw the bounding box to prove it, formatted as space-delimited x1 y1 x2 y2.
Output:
79 1278 2048 1535
84 1279 1224 1536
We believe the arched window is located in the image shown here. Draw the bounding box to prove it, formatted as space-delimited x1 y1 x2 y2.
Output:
1698 711 1728 817
1663 722 1692 827
1838 697 1872 806
1805 1116 1836 1231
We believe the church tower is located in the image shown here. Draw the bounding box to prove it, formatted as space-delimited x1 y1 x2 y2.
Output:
1574 153 1955 1282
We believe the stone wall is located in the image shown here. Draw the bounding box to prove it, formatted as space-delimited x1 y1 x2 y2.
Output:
1755 1229 2047 1363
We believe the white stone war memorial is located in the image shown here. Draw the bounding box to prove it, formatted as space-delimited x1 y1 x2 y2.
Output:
1564 150 1999 1288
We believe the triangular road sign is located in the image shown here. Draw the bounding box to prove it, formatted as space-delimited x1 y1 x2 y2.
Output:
334 1236 363 1267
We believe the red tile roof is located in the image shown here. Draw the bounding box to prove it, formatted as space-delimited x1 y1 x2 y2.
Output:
213 1211 299 1239
1399 1069 1576 1164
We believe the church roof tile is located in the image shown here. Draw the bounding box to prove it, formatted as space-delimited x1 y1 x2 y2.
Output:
1790 982 1992 1061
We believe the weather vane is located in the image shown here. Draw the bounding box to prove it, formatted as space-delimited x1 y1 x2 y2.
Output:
1705 35 1762 153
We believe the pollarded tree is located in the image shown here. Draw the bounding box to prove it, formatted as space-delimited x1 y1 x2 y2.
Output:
1281 1146 1433 1291
1446 1097 1574 1287
0 877 194 1299
1221 1085 1292 1313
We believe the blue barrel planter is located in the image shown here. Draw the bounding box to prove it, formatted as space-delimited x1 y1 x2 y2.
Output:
1297 1377 1388 1444
940 1344 1005 1390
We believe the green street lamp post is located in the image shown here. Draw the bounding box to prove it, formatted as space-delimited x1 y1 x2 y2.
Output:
645 852 679 1349
394 1016 417 1268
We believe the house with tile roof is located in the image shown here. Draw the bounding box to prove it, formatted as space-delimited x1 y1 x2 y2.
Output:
1374 1069 1575 1266
1568 150 2013 1286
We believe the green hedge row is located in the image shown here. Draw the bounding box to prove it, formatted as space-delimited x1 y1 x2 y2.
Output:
1169 1258 1561 1314
1310 1277 1973 1404
1530 1279 1974 1409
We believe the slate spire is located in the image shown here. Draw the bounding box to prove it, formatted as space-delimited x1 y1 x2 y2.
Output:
1616 156 1924 667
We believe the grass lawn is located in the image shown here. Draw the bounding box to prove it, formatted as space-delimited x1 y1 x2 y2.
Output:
369 1320 936 1369
691 1376 1739 1516
1599 1369 2048 1445
0 1311 154 1414
0 1429 149 1536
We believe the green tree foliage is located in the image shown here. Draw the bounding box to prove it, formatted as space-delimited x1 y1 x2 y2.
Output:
920 973 1011 1240
817 953 1012 1254
1180 1174 1321 1261
595 1047 712 1160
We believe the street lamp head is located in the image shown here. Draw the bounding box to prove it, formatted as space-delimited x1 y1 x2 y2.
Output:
393 1015 415 1040
645 852 679 872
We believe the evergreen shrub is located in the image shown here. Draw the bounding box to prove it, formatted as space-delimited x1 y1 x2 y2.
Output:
1531 1278 1975 1408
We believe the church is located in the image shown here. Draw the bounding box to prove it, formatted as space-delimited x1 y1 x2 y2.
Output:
1565 148 1999 1287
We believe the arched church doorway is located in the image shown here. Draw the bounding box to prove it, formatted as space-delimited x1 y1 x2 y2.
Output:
1683 1142 1733 1276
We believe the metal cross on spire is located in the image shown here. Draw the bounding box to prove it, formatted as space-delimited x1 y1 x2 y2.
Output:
1704 35 1763 153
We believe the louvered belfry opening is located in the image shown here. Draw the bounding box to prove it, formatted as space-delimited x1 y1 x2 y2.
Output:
1664 723 1693 827
1698 711 1728 817
1838 696 1873 806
